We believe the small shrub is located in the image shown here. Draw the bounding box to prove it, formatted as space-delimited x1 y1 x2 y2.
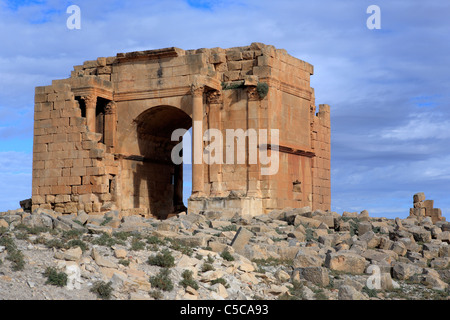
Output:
149 268 173 292
222 81 245 90
314 288 328 300
66 239 88 252
256 82 269 99
169 239 194 257
45 239 65 250
44 267 67 287
8 250 25 271
148 249 175 268
207 254 215 264
149 289 163 300
130 237 146 251
220 225 237 232
90 281 113 300
362 285 378 298
210 277 229 288
15 231 29 240
305 228 314 242
118 259 130 267
92 233 124 247
32 236 47 245
0 235 25 271
202 263 215 273
179 270 199 290
62 229 85 240
220 250 235 261
113 231 133 241
146 236 165 245
28 226 51 235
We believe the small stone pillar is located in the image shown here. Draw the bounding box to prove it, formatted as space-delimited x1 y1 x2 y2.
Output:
104 101 117 151
82 94 97 133
191 84 205 196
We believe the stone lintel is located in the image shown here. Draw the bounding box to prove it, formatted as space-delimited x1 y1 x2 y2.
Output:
192 75 222 93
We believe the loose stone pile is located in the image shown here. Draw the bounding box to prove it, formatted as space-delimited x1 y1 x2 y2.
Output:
0 204 449 300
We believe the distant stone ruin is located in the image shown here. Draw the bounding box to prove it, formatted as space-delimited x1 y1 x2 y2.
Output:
31 43 331 219
409 192 445 223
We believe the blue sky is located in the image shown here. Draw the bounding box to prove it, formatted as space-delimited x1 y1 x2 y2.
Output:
0 0 449 220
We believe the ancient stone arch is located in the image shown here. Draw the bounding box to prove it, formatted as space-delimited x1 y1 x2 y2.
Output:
31 43 330 219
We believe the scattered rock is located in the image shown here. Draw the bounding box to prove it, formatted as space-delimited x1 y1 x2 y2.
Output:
0 203 448 301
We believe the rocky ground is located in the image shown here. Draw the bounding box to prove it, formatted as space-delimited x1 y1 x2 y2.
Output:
0 207 449 300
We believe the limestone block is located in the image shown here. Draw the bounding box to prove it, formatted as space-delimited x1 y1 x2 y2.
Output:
230 227 254 254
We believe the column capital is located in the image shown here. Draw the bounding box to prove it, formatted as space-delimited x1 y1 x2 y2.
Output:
191 84 205 97
206 90 222 104
105 101 117 115
82 94 97 108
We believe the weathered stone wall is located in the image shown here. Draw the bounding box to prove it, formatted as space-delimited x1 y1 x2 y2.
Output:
32 81 119 214
31 43 331 218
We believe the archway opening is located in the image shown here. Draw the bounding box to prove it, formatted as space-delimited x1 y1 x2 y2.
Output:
134 105 191 219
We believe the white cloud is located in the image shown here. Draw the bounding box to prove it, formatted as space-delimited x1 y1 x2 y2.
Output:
380 113 450 141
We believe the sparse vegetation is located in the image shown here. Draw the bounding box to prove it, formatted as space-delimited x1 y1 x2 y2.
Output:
256 82 269 99
113 231 133 241
91 232 125 247
146 235 165 245
130 237 146 251
219 224 237 232
44 267 67 287
90 281 113 300
167 238 194 257
15 224 50 235
362 285 378 298
220 250 235 261
100 216 113 226
148 249 175 268
149 289 163 300
61 229 86 240
179 270 199 290
222 80 245 90
0 234 25 271
201 262 215 272
118 259 130 267
149 268 173 292
313 288 328 300
66 239 88 252
305 228 314 242
211 277 229 288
